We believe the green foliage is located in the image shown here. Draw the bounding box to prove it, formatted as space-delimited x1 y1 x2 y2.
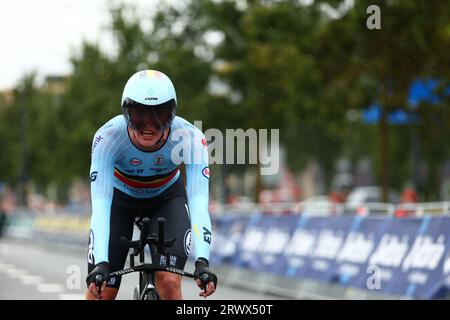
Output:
0 0 449 201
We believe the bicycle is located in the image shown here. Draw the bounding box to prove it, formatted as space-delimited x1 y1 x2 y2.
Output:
95 217 208 300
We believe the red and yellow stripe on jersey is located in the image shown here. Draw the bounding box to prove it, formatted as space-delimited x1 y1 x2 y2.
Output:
114 167 180 189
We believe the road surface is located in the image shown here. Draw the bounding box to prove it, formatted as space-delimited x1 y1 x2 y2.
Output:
0 237 283 300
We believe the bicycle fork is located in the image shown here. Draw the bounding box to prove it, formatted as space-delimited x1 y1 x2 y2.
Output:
138 271 160 300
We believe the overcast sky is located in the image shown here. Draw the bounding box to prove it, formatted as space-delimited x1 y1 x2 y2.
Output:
0 0 347 91
0 0 158 90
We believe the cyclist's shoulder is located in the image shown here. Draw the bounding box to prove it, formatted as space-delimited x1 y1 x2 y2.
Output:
171 116 205 138
94 115 127 138
91 116 127 155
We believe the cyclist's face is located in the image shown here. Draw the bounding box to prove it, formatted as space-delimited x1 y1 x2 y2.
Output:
128 106 170 146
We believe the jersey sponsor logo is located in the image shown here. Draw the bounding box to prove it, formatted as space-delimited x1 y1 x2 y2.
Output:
203 227 211 245
122 183 164 195
170 255 177 267
90 171 98 182
91 135 104 153
129 158 142 166
160 255 167 266
202 166 210 179
201 138 207 146
88 230 94 264
184 229 192 256
153 154 164 166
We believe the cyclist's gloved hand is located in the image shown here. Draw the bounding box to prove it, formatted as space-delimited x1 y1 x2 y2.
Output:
86 262 109 299
194 258 217 298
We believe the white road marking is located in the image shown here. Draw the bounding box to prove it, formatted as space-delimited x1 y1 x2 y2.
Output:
0 244 13 255
20 275 44 285
0 257 72 297
6 268 28 278
59 294 85 300
36 284 64 294
0 263 15 272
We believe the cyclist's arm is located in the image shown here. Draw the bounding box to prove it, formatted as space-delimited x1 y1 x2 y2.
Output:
185 129 211 261
89 129 119 265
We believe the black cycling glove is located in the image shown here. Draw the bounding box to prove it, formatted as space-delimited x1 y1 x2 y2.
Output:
86 262 109 288
194 258 218 289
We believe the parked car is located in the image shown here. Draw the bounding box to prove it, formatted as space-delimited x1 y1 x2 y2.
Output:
345 186 399 215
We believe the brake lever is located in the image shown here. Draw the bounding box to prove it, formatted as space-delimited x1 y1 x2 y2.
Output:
121 236 139 247
94 274 105 295
200 273 210 294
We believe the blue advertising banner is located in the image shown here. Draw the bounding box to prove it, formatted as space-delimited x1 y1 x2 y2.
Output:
210 214 450 299
231 213 298 272
394 217 450 298
347 217 418 294
299 216 360 283
210 214 250 266
336 217 390 289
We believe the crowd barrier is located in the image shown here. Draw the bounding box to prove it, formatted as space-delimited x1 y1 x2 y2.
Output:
210 213 450 299
3 211 450 299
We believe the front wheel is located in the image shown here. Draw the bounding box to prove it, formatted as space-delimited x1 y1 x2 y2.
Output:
133 285 140 300
141 287 160 300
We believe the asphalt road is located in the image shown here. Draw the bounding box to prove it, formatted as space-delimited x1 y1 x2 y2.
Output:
0 237 282 300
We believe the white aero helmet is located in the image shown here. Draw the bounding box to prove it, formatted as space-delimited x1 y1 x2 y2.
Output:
121 70 177 131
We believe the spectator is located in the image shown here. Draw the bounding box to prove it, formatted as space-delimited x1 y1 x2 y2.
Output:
394 187 418 218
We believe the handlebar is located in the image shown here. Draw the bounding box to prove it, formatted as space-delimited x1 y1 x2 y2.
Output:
120 236 139 248
109 263 195 278
120 217 177 267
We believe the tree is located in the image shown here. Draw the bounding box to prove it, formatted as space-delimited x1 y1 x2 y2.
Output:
316 0 450 200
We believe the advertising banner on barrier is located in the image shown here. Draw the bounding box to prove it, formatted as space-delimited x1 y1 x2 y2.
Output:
236 214 299 274
210 214 450 299
210 214 250 266
293 216 357 283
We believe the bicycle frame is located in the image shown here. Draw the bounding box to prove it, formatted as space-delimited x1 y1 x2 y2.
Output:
139 269 158 300
108 217 195 300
